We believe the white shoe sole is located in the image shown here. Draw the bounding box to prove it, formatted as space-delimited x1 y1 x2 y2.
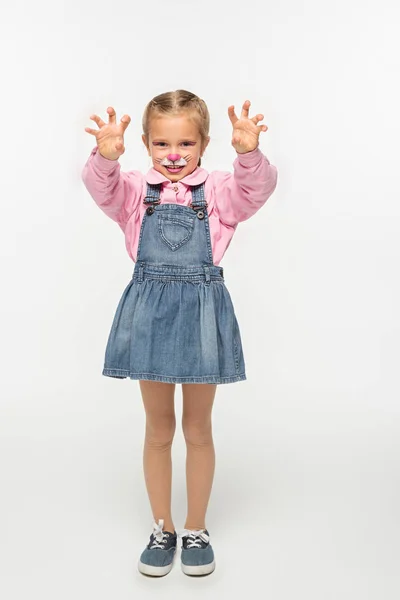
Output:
138 560 173 577
181 559 216 576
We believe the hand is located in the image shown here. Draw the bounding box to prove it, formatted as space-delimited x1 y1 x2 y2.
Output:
84 107 131 161
228 100 268 154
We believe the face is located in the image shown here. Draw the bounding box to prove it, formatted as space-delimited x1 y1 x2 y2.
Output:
142 114 210 182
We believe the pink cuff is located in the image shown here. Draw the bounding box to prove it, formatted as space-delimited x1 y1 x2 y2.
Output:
235 146 269 168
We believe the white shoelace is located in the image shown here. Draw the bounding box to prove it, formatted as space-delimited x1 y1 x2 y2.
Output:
150 519 170 549
178 528 209 548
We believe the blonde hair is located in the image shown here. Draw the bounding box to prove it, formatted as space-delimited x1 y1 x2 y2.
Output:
142 89 210 167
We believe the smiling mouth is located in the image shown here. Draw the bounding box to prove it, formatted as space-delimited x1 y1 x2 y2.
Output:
165 165 184 172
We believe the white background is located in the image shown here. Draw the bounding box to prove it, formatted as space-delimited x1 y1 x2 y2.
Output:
1 0 399 598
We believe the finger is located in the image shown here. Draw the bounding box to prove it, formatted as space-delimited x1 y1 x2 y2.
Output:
241 100 250 119
89 114 106 128
107 106 117 124
120 114 131 132
257 124 268 133
227 105 238 125
251 113 264 125
84 127 99 136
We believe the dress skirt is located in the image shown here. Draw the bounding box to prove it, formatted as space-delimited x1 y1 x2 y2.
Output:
102 263 246 384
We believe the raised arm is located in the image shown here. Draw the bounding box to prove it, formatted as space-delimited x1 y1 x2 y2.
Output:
81 107 144 228
212 100 278 225
82 146 144 228
212 147 278 225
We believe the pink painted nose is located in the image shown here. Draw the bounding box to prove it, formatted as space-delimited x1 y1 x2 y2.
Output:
167 154 181 162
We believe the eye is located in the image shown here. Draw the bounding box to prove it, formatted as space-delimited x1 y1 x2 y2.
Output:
153 142 167 147
182 142 195 147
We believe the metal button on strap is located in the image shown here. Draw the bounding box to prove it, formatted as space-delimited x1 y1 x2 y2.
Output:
197 210 204 219
146 206 155 215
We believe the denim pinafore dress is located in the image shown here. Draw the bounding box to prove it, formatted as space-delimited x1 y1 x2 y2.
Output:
102 181 246 384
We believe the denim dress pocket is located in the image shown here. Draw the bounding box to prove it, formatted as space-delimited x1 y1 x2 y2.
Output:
158 213 195 251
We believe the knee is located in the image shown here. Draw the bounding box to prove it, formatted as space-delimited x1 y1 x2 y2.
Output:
145 416 176 448
181 418 213 447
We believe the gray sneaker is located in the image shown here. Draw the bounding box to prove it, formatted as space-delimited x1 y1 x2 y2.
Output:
138 519 177 577
179 527 216 576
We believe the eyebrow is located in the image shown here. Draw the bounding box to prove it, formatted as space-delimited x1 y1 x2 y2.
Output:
152 138 197 142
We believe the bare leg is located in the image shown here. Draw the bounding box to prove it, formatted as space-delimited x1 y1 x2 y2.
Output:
139 380 176 533
181 384 217 531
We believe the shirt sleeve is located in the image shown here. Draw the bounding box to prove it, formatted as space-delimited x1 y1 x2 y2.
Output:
81 146 144 230
210 147 278 226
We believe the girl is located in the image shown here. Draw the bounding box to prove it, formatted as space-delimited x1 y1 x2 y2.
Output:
82 90 278 577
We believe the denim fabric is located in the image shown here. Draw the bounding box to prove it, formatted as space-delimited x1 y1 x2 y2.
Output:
102 182 246 384
140 531 177 568
139 545 176 568
181 546 215 568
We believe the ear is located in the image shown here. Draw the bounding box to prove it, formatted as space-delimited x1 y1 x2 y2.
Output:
200 136 211 157
142 134 151 156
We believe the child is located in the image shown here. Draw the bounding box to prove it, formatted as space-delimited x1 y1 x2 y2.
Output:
82 90 278 577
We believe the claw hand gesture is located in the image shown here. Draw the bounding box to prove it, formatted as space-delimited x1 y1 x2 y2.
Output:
84 107 131 161
228 100 268 154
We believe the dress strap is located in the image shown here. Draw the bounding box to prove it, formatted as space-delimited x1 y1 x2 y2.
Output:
143 183 162 205
190 183 207 209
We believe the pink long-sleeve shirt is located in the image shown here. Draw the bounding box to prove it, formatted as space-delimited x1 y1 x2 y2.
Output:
81 145 278 265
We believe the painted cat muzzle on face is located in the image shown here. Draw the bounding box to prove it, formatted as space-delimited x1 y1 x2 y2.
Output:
160 155 188 167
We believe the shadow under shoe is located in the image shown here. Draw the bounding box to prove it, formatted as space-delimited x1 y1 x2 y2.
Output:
138 519 177 577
